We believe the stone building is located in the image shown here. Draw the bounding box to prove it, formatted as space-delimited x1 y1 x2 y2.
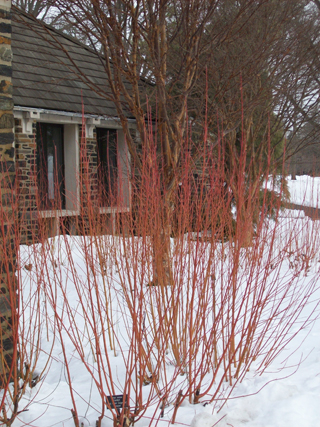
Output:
11 6 132 242
1 1 134 388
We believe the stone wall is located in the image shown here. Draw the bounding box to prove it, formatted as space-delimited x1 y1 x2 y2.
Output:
78 125 99 233
14 119 38 243
80 125 98 208
0 0 17 387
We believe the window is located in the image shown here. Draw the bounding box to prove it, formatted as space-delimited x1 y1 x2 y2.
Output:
36 123 65 209
96 128 118 206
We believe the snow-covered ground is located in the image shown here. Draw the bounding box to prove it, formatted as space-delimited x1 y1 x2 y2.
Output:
287 175 320 208
1 177 320 427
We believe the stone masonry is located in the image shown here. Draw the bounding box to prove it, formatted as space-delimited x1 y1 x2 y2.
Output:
14 119 38 243
78 125 99 234
0 0 17 387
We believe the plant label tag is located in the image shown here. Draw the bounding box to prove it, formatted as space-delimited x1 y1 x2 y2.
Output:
106 394 127 411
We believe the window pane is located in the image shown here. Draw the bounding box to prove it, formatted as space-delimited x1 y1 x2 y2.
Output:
96 128 118 206
36 123 65 209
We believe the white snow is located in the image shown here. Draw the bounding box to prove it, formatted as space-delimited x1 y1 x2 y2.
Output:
287 175 320 208
1 177 320 427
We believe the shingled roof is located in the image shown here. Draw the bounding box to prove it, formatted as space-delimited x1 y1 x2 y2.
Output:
12 7 133 118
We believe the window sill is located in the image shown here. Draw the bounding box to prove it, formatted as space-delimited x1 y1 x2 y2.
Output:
39 209 80 218
99 206 130 214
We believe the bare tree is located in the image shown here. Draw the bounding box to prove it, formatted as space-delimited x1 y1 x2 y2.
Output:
287 0 320 158
12 0 80 34
15 0 320 260
13 0 58 22
46 0 232 286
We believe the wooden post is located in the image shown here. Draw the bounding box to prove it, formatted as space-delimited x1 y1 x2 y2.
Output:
0 0 17 388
